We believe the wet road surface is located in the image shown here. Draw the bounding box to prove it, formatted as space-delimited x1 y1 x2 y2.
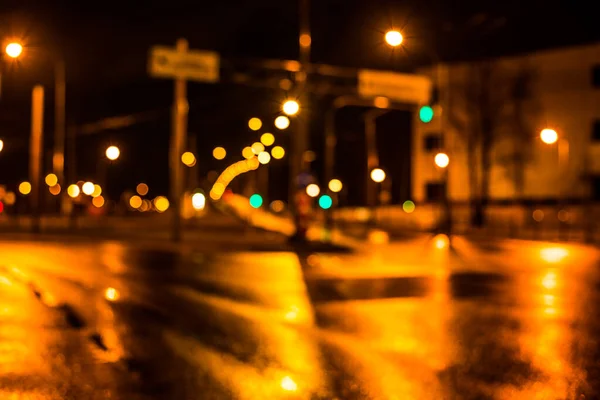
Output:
1 235 600 399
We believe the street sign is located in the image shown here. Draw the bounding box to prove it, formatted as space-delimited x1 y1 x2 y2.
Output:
358 69 432 105
149 46 219 83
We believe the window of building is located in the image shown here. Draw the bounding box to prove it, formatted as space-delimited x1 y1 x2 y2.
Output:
593 65 600 88
593 120 600 141
593 178 600 201
425 182 446 202
423 133 443 152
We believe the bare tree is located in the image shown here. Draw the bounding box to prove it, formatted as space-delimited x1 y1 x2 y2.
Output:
448 60 537 227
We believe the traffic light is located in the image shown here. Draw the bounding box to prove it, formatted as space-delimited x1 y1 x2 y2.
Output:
318 195 333 210
419 105 434 123
249 194 263 208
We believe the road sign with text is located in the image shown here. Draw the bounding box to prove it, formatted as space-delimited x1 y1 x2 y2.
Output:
149 46 219 83
358 69 431 105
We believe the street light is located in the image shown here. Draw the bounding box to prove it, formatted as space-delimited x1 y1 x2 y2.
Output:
434 152 450 168
282 100 300 116
370 168 386 183
540 128 558 144
0 139 3 152
5 42 23 58
105 145 120 161
384 30 403 47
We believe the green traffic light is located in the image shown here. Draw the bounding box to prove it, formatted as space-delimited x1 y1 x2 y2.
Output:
249 194 263 208
318 195 333 210
419 106 434 123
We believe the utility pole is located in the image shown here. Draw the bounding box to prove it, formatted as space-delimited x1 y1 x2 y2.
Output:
30 85 44 233
290 0 311 205
169 39 189 242
54 60 66 213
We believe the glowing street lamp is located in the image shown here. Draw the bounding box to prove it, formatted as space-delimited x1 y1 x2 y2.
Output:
434 152 450 168
370 168 386 183
5 42 23 58
105 145 120 161
540 128 558 144
282 100 300 116
385 30 403 47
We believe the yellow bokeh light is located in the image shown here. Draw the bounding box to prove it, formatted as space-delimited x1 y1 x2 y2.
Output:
5 42 23 58
45 173 58 187
257 151 271 164
67 184 80 198
242 146 254 159
282 100 300 116
247 157 260 170
299 33 311 48
213 146 226 160
385 30 403 47
105 287 119 302
140 199 151 212
328 179 342 193
129 195 142 209
105 145 120 161
251 142 265 155
374 96 390 109
248 117 262 131
540 128 558 144
0 139 3 152
271 146 285 159
370 168 386 183
92 184 102 198
49 184 61 196
181 152 196 167
260 133 275 146
154 196 170 213
306 184 320 198
274 116 290 130
82 181 95 196
270 200 285 213
434 152 450 168
18 181 31 195
92 195 105 208
136 183 149 196
4 192 15 205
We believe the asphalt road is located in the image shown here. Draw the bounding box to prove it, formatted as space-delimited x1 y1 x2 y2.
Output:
1 234 600 399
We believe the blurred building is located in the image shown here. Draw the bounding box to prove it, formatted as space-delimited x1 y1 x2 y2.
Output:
413 42 600 205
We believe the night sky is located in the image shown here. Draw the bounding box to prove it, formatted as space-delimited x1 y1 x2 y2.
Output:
0 0 597 204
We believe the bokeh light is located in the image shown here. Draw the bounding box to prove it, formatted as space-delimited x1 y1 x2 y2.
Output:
248 117 262 131
402 200 416 213
274 116 290 130
105 145 120 161
192 193 206 210
370 168 386 183
129 195 142 209
540 128 558 144
4 192 15 205
136 183 149 196
270 200 285 213
92 196 105 208
251 142 265 155
434 152 450 168
282 100 300 116
419 106 434 123
260 133 275 146
213 146 226 160
533 209 544 222
328 179 342 193
67 184 80 198
82 181 95 196
319 194 333 209
385 30 403 47
45 173 58 187
18 181 31 195
242 146 254 159
306 184 320 197
49 184 61 196
5 42 23 58
257 151 271 164
249 194 263 208
154 196 170 212
92 184 102 198
271 146 285 159
181 152 196 167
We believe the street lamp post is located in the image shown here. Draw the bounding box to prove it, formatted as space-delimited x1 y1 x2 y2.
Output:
540 128 570 237
370 168 386 227
434 152 451 234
